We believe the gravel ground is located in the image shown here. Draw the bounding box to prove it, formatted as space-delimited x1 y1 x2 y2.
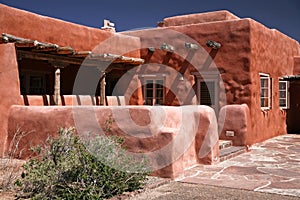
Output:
127 181 300 200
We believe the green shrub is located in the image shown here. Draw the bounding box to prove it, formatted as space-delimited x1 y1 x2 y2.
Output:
16 127 149 199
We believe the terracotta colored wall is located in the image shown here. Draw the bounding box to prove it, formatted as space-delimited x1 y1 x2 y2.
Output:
124 15 300 145
7 105 219 178
248 20 300 144
0 43 21 156
159 10 239 27
0 4 140 57
218 104 251 146
124 18 252 108
294 56 300 74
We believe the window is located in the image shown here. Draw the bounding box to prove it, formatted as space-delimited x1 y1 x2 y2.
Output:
194 72 219 113
260 73 271 109
200 81 215 106
279 80 289 109
20 71 48 95
144 79 164 105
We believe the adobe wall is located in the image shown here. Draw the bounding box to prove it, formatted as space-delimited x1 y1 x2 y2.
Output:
218 104 251 146
294 56 300 74
159 10 240 27
7 105 219 178
123 18 252 108
0 4 140 57
248 19 300 144
0 43 21 156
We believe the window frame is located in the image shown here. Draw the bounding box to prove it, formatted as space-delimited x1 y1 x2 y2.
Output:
259 73 272 110
279 79 289 109
194 72 220 112
19 70 49 95
140 74 166 106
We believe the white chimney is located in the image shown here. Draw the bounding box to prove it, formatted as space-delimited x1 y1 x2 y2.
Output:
101 19 116 32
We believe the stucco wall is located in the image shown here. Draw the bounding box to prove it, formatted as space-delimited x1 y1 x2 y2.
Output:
294 56 300 74
7 105 218 178
0 43 21 156
0 4 140 57
218 104 251 146
159 10 240 27
123 18 252 110
249 19 300 143
124 15 300 145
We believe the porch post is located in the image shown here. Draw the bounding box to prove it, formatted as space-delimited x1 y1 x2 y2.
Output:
54 67 61 105
100 71 106 106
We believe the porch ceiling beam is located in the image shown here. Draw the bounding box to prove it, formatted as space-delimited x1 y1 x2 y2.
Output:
17 50 112 67
17 50 84 65
17 50 143 67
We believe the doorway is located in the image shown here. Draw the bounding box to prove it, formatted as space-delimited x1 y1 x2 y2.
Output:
287 80 300 134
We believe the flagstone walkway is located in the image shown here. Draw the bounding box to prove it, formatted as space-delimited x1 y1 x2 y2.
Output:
178 134 300 197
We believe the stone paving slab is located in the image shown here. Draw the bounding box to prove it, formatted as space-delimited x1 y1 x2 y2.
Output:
178 134 300 197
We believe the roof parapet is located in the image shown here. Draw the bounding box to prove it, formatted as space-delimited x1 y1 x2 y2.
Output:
158 10 240 27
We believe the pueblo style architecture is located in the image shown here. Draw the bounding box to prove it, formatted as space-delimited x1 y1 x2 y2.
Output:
0 4 299 178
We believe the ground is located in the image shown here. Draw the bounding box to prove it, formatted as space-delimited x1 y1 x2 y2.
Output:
128 182 300 200
1 134 300 199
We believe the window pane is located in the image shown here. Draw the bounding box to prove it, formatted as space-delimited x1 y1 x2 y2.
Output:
156 80 163 88
260 74 271 108
144 79 164 105
279 81 288 108
146 98 153 105
279 91 286 98
146 80 153 89
146 89 153 97
156 98 163 105
279 99 286 107
29 75 45 94
200 81 215 106
261 89 269 98
279 82 286 90
261 97 269 107
261 79 268 88
156 89 163 98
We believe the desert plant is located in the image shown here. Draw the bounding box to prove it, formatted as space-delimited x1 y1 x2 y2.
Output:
16 127 149 199
0 127 27 190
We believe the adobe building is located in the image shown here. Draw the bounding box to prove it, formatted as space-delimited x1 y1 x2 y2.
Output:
0 4 299 178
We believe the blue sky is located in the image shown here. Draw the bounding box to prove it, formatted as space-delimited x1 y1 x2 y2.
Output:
1 0 299 41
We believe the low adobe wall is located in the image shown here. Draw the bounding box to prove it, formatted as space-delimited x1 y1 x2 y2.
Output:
218 104 251 146
7 105 219 179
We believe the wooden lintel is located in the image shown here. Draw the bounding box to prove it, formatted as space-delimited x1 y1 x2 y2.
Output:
15 41 37 48
32 46 58 52
17 50 83 66
69 51 92 58
55 46 75 55
17 50 142 68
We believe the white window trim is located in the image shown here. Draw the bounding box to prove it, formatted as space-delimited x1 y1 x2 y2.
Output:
279 79 289 109
194 72 220 112
259 73 271 110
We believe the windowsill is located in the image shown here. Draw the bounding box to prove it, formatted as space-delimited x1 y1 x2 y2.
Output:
261 107 271 111
280 107 289 110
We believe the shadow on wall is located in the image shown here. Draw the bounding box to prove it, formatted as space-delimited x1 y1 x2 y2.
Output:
6 105 219 179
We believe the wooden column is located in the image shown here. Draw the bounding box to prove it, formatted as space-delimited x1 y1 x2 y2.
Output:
54 67 61 105
100 71 106 106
